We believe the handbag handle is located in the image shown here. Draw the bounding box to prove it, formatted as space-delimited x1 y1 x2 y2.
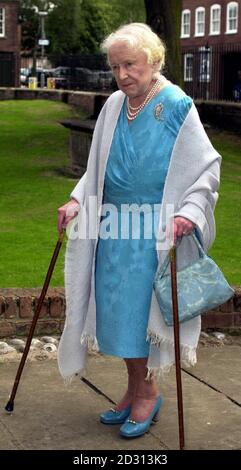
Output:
156 231 205 279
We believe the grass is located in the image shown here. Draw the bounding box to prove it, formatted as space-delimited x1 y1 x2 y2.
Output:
207 129 241 285
0 100 86 287
0 101 240 287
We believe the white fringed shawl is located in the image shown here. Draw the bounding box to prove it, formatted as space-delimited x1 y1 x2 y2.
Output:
57 88 221 380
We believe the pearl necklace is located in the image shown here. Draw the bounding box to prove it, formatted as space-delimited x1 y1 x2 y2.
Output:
126 79 162 121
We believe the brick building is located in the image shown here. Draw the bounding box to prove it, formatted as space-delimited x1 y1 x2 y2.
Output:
0 0 20 87
181 1 241 100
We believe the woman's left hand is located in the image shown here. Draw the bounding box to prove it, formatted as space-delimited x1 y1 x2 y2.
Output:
173 216 195 244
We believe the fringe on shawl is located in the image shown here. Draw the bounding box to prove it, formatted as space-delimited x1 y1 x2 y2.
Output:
63 371 83 386
80 333 99 352
62 331 196 383
61 335 99 386
146 328 197 381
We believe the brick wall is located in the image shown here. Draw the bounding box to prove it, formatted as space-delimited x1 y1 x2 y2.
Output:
0 88 110 117
0 288 66 338
195 100 241 132
0 88 241 133
0 1 20 52
181 0 241 46
0 287 240 338
0 0 20 86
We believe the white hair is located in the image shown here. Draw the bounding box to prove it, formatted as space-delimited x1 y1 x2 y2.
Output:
101 23 166 76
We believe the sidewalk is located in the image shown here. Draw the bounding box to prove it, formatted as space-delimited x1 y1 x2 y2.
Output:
0 338 241 451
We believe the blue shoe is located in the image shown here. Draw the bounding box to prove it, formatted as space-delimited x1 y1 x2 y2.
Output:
119 396 163 438
100 405 131 425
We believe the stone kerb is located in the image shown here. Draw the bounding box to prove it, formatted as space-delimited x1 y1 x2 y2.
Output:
0 287 240 338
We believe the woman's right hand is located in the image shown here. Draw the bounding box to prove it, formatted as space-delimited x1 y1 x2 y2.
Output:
57 199 80 234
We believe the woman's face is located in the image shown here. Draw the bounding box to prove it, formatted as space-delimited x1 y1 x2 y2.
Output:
108 42 154 99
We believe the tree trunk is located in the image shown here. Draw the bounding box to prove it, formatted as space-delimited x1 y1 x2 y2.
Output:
144 0 182 86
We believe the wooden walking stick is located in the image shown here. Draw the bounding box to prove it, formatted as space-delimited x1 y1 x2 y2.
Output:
169 245 185 450
5 230 65 413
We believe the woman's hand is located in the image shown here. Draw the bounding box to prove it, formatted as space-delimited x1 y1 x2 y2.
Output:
57 199 80 234
173 216 195 244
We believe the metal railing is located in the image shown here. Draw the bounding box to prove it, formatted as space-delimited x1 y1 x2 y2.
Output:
182 42 241 101
20 45 241 102
20 53 116 91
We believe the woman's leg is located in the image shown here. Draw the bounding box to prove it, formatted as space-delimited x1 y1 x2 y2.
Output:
116 358 159 421
130 358 159 422
115 359 136 411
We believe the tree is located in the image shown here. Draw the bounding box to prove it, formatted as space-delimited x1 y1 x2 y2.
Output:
20 0 41 54
144 0 182 86
20 0 82 55
77 0 109 54
46 0 83 55
20 0 146 56
77 0 146 54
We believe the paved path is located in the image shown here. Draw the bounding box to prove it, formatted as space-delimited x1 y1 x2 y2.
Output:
0 341 241 450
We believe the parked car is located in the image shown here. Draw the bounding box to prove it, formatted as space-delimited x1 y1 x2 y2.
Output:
70 67 114 91
52 66 71 89
98 70 114 90
74 67 99 90
50 65 115 91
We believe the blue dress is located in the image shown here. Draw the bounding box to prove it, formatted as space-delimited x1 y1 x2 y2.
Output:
95 85 192 358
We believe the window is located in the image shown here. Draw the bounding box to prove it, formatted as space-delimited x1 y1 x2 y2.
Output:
195 7 205 36
199 47 211 82
0 7 5 37
210 4 221 35
181 10 191 38
184 54 193 82
226 2 238 33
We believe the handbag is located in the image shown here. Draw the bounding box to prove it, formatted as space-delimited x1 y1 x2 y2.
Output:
153 232 234 326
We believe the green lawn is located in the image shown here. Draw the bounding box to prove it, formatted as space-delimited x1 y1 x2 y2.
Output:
0 101 240 287
0 100 86 287
207 129 241 285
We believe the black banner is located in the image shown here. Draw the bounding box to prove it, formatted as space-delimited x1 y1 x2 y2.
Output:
0 450 238 467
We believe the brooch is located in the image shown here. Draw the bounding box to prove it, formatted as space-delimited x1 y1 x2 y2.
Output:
154 103 164 121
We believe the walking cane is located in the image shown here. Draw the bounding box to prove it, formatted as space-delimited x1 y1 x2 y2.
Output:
169 244 185 450
5 229 65 413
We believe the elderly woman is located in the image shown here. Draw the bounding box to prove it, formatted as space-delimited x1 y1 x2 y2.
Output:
57 23 220 438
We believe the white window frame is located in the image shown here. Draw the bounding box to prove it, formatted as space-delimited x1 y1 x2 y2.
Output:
199 46 211 82
210 4 221 35
226 2 238 34
0 7 5 37
195 7 205 37
184 54 193 82
181 9 191 38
